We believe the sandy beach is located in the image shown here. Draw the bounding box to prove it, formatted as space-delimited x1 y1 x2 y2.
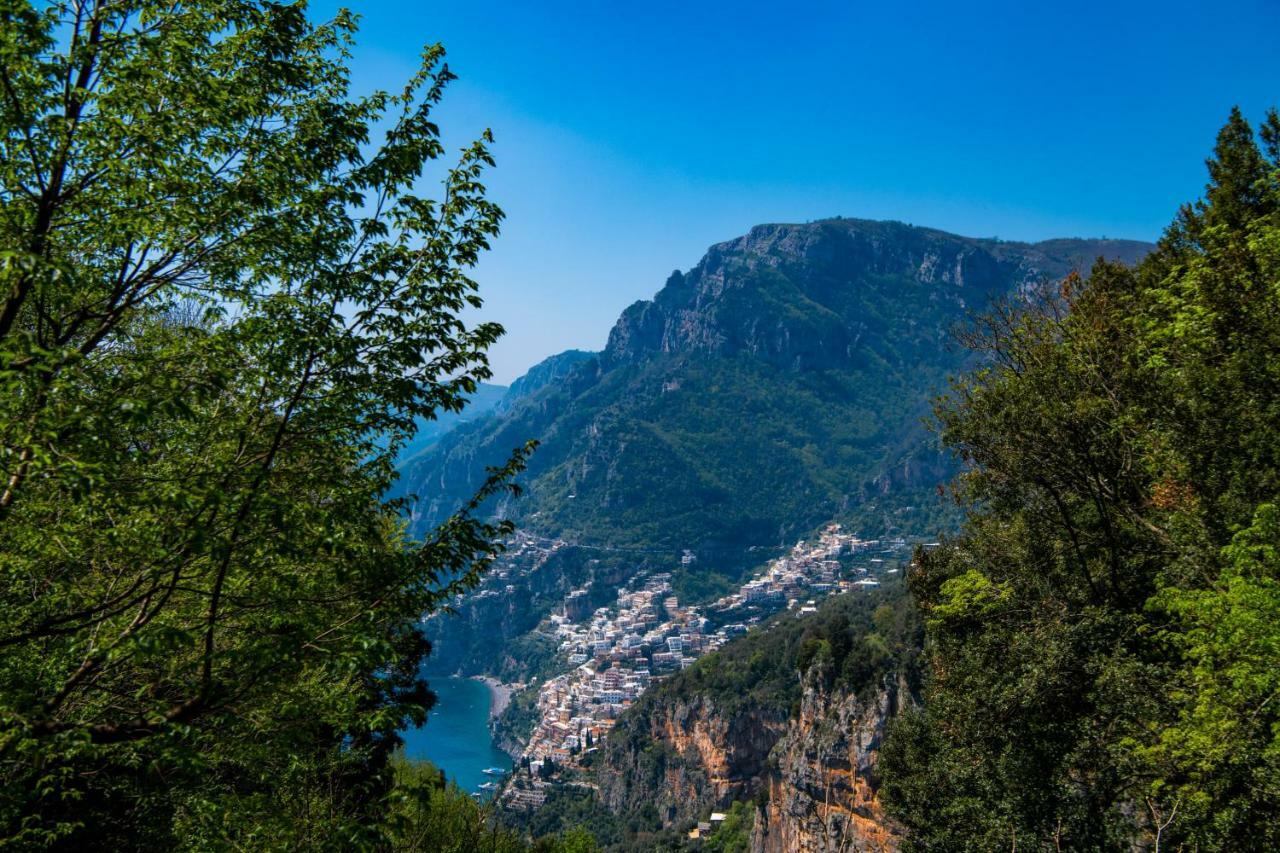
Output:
475 676 514 719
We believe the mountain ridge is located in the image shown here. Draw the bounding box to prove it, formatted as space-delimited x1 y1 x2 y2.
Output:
401 217 1153 681
399 217 1151 551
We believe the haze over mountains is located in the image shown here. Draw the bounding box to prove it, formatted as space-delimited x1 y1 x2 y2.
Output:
397 382 508 468
397 218 1151 554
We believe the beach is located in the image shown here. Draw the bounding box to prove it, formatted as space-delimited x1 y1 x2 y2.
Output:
476 676 514 719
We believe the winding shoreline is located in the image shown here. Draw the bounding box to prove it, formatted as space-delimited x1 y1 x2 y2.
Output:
475 676 513 720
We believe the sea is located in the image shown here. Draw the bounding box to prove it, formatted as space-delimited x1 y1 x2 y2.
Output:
400 676 512 796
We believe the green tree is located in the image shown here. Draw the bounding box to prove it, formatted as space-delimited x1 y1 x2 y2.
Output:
702 801 753 853
387 757 598 853
881 108 1280 850
0 1 532 847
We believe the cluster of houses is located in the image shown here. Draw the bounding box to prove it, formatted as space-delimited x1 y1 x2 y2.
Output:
502 525 910 802
462 531 571 605
706 525 901 614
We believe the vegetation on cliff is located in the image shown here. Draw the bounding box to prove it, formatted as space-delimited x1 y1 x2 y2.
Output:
389 757 597 852
702 801 753 852
882 108 1280 850
610 580 918 753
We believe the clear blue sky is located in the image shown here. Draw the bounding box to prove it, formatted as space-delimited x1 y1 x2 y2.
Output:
312 0 1280 384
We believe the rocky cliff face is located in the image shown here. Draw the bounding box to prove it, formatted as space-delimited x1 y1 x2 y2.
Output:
591 664 911 850
752 672 912 853
580 585 920 849
601 220 1150 371
597 695 788 828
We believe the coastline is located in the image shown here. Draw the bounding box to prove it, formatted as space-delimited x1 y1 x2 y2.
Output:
475 676 514 720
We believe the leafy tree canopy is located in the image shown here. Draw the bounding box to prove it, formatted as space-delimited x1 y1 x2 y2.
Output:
0 1 533 847
882 107 1280 850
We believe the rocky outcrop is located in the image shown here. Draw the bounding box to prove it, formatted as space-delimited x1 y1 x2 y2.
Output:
589 665 911 850
601 219 1150 371
596 695 788 828
752 671 913 853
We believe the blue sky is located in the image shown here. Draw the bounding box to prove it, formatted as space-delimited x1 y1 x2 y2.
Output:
312 0 1280 384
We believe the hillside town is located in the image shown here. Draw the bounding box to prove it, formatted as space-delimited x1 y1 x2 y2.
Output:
500 525 910 807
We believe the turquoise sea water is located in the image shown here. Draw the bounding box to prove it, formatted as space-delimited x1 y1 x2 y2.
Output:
401 676 512 795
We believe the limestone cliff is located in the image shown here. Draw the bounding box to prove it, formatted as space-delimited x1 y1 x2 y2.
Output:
596 694 787 828
573 588 923 850
751 671 913 853
591 662 911 851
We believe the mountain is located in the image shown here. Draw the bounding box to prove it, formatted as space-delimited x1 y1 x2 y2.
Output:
399 218 1151 552
500 349 596 412
403 218 1151 681
394 382 508 469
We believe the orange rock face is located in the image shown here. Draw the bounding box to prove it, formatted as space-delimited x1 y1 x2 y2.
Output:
751 673 910 852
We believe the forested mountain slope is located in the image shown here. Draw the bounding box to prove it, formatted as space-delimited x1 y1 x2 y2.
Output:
394 382 507 468
398 219 1150 552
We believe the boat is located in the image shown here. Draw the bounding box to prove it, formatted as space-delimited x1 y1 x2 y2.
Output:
482 767 508 776
478 781 500 791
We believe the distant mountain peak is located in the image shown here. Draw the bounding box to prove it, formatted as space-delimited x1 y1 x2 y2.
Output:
603 218 1150 370
501 349 596 411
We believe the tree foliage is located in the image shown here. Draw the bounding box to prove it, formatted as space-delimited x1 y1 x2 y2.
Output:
701 800 753 853
387 758 597 853
0 1 533 847
882 108 1280 850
